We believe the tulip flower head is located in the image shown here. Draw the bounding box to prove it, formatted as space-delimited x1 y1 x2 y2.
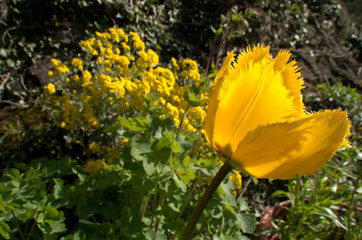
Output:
205 44 350 179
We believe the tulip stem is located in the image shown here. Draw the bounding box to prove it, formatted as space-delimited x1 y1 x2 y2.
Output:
180 161 233 240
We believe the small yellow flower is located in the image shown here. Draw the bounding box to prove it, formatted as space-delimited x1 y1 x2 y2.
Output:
171 57 180 70
229 169 242 191
50 58 70 76
130 31 145 50
45 83 56 94
71 57 83 71
205 44 351 179
82 70 92 86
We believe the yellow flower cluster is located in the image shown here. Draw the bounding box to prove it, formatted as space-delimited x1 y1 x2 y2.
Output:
229 169 242 191
57 93 80 130
48 59 70 77
179 58 200 83
83 159 104 174
46 28 207 133
71 58 83 71
130 31 146 50
44 83 56 94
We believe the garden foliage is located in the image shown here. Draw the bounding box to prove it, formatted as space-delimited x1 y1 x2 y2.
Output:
0 28 250 239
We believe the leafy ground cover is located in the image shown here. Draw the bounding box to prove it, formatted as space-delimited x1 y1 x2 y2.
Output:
0 0 361 239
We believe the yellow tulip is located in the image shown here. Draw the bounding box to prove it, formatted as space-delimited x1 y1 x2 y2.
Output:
205 44 350 179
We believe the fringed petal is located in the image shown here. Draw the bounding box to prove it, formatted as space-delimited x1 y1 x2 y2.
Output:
212 45 304 157
230 110 350 179
205 51 234 150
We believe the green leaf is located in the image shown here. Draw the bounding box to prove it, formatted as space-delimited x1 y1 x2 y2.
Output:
172 174 187 192
43 233 59 240
48 221 67 234
58 156 73 175
239 213 256 234
5 168 20 180
53 178 63 200
143 159 156 176
268 190 291 200
0 194 4 212
0 222 10 239
153 135 175 162
183 89 202 107
168 201 181 212
176 134 193 151
13 162 28 171
131 135 152 161
176 166 195 186
145 228 167 240
44 205 62 221
103 122 121 133
119 116 151 132
198 158 214 168
18 208 37 221
239 197 249 211
7 203 21 211
60 231 81 240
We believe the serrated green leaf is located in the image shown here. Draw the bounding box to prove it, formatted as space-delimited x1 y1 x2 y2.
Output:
53 178 63 200
131 135 152 161
154 137 173 162
156 136 172 151
176 168 194 185
48 221 67 234
143 159 156 176
240 213 256 234
172 174 186 192
183 89 202 107
18 208 37 221
239 197 249 211
119 116 151 132
198 158 214 168
44 205 61 220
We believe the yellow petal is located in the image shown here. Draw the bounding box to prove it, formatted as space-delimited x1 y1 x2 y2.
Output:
204 51 235 148
230 110 350 179
211 45 305 157
273 50 305 116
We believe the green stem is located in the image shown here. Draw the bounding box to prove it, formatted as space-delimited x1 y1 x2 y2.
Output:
178 105 190 136
180 161 233 240
176 174 200 221
10 209 25 240
140 195 149 218
25 218 37 240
